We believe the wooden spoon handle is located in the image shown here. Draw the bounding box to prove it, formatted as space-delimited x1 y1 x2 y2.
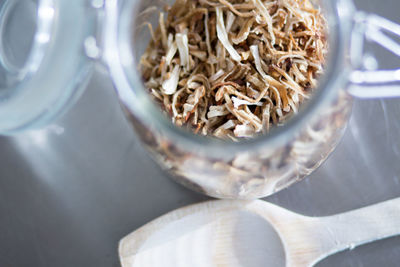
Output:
320 197 400 255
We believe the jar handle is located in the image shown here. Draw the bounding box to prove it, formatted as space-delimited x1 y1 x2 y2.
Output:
348 12 400 98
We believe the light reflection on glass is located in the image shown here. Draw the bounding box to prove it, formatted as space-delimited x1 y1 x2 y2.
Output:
35 5 54 44
36 32 50 43
38 6 54 20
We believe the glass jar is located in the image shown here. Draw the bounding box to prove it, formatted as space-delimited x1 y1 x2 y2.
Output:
111 0 400 198
1 0 399 199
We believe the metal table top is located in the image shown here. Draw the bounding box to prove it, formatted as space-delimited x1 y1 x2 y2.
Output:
1 0 400 266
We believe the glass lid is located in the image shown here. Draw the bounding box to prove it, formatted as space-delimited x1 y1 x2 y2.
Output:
0 0 97 135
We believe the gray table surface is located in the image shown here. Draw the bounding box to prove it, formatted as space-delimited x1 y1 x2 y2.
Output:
1 1 400 266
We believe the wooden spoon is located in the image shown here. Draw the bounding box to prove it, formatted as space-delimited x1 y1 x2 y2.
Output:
119 199 400 267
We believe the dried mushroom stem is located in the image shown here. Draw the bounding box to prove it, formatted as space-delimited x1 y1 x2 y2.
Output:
140 0 327 139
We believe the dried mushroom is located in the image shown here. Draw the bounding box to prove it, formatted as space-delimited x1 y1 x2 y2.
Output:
140 0 327 139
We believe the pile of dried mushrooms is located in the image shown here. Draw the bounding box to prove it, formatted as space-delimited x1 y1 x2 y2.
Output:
140 0 327 140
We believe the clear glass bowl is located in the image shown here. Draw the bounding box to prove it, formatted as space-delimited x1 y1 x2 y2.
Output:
106 0 400 199
104 0 343 198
